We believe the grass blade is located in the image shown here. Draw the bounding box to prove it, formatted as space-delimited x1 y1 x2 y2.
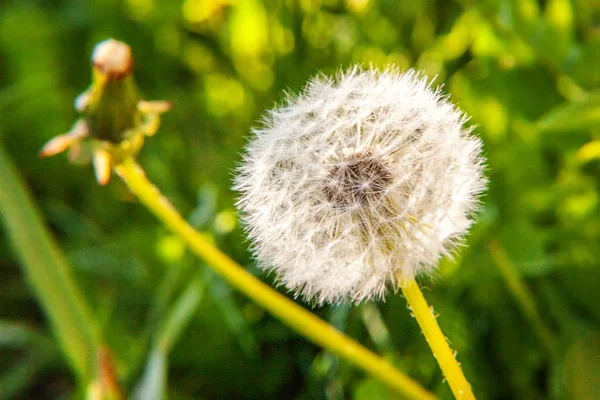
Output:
0 144 99 383
133 275 204 400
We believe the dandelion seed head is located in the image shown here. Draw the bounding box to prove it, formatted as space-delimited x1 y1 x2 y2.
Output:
234 67 487 305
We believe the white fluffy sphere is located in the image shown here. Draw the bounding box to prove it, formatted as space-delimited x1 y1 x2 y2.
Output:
234 67 486 305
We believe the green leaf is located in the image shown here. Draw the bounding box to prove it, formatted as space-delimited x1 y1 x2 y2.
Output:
133 275 204 400
537 94 600 133
498 219 550 276
564 332 600 400
132 351 167 400
569 40 600 88
155 275 204 354
0 321 53 349
0 321 58 399
202 268 258 357
0 145 99 383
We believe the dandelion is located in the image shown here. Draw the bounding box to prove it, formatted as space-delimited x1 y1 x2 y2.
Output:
235 67 486 305
40 39 171 185
41 40 437 400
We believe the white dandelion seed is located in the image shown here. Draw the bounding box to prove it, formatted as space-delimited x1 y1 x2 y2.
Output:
234 67 487 305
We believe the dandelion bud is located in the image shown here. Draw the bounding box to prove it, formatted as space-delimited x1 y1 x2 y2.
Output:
41 39 171 185
234 67 486 305
92 39 133 81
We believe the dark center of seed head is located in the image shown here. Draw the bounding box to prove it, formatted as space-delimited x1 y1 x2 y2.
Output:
325 152 392 209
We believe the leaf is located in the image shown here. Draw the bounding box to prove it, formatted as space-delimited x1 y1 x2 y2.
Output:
0 321 58 399
569 40 600 88
156 275 204 354
576 140 600 163
202 269 258 357
498 219 550 276
0 321 53 349
133 275 204 400
0 145 100 383
537 94 600 133
132 351 167 400
564 332 600 400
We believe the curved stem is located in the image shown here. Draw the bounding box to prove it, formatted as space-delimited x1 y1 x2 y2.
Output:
115 158 436 400
401 279 476 400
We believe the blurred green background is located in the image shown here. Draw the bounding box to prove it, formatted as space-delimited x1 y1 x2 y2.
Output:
1 0 600 399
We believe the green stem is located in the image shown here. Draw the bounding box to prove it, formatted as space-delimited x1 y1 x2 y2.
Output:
115 158 436 400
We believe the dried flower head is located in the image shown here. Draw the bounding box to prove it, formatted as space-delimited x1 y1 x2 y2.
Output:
234 67 486 305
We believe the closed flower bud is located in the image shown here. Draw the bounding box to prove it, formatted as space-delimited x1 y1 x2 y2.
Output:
41 39 171 185
234 67 486 305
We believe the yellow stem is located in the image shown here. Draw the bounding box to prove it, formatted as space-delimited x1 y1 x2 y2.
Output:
115 158 435 400
401 279 475 400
